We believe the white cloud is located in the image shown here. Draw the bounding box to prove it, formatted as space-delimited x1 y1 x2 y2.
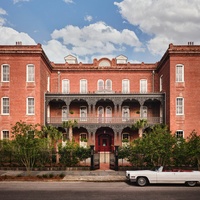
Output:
43 40 70 63
63 0 74 4
0 8 7 15
49 21 142 58
13 0 30 4
115 0 200 56
84 15 93 22
0 26 36 45
0 8 7 26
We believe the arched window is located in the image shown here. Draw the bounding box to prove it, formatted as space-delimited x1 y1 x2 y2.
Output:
105 79 112 91
98 79 104 91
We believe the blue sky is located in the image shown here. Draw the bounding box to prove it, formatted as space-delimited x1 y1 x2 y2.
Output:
1 0 200 63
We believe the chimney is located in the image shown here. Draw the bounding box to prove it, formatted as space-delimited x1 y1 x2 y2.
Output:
16 41 22 45
188 42 194 45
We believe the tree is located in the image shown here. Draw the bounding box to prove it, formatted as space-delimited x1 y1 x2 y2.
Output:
62 120 78 141
59 140 90 167
172 137 188 167
128 124 176 168
132 119 148 137
41 125 63 164
11 121 47 172
186 130 200 170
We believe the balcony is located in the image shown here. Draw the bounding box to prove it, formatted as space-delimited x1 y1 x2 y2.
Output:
47 116 163 126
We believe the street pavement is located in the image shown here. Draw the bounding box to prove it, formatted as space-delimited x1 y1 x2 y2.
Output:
0 170 126 182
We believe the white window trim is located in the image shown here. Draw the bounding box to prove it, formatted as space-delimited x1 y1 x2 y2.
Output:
26 64 35 82
176 64 184 82
47 76 50 92
176 97 184 115
97 79 104 91
105 79 112 91
1 130 10 140
122 133 130 140
80 106 87 121
27 97 35 115
122 79 130 94
1 64 10 82
160 75 163 92
122 106 130 121
1 97 9 115
80 79 87 94
140 79 147 93
62 79 70 94
176 130 184 138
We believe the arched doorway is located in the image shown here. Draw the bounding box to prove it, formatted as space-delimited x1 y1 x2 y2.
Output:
95 129 114 152
95 129 114 169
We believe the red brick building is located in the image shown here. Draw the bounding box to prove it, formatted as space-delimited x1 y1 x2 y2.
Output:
0 42 200 153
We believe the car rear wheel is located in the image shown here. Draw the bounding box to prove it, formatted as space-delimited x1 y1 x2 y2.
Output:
186 181 197 187
137 177 147 186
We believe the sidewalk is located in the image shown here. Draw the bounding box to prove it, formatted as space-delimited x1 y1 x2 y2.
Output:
0 170 126 182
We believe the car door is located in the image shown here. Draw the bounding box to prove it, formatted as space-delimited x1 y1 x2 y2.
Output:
156 172 176 183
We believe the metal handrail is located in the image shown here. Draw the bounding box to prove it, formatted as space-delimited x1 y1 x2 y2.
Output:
47 117 162 125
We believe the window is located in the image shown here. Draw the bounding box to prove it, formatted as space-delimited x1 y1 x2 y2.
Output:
1 64 9 82
105 79 112 91
27 64 35 82
62 79 70 94
122 106 130 121
98 79 104 91
97 106 104 123
140 106 147 118
80 133 87 147
140 79 147 93
176 130 184 138
176 64 184 82
47 76 50 92
122 133 130 146
160 75 163 92
1 97 9 115
27 130 34 139
80 133 87 141
122 133 129 140
2 130 9 139
176 97 184 115
62 106 68 121
80 106 87 121
105 106 112 123
27 97 34 115
122 79 130 93
80 79 87 94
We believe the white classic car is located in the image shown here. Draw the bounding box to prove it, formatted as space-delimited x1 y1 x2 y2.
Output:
126 166 200 186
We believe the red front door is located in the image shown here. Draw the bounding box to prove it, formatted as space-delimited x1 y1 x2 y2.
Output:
96 132 114 152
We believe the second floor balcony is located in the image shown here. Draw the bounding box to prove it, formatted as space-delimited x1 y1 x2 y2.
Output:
45 92 165 129
47 116 163 126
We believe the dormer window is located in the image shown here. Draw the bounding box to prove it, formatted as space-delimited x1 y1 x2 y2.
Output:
116 55 127 64
64 55 78 64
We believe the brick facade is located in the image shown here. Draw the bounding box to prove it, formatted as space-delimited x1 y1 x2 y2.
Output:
0 43 200 151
